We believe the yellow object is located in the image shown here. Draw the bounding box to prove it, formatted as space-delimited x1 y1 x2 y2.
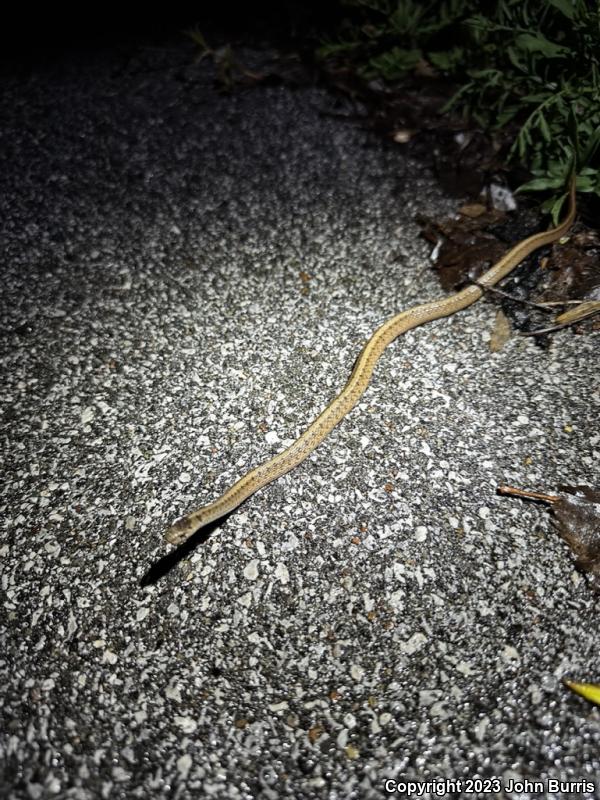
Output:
555 299 600 325
564 678 600 706
166 178 577 546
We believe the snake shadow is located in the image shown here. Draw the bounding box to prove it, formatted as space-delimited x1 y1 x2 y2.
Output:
140 511 233 586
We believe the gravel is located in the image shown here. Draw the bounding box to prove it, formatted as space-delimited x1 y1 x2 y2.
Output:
1 39 599 800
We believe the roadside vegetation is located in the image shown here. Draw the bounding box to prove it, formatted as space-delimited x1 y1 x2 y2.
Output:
317 0 600 220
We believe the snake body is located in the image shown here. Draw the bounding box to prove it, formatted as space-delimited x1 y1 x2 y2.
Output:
166 180 576 546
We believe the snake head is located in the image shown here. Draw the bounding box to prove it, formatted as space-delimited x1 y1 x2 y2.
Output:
164 515 199 546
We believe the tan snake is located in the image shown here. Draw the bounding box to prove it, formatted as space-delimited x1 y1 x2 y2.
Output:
165 178 576 546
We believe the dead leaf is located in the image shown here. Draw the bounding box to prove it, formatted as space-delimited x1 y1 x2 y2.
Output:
554 300 600 325
499 484 600 591
316 43 599 334
573 228 600 248
458 203 487 219
553 485 600 591
418 211 507 291
537 245 600 305
489 309 512 352
414 58 437 78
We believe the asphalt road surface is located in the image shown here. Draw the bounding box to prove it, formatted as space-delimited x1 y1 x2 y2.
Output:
1 39 599 800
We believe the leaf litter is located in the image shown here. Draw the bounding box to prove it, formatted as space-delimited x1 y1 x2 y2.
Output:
418 199 600 345
498 484 600 592
500 485 600 706
317 52 600 341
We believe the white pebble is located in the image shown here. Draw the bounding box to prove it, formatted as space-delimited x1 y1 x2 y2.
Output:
81 406 95 424
274 563 289 584
336 728 348 748
414 526 427 542
177 754 192 779
244 560 259 580
502 645 520 663
401 632 427 654
174 716 197 733
166 684 182 702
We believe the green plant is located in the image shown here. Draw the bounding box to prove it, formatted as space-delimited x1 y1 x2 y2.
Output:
187 27 260 92
318 0 479 79
319 0 600 220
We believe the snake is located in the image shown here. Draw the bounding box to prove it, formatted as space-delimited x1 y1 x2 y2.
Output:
165 177 576 546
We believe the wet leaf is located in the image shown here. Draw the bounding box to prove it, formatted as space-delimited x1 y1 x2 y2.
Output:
458 202 487 219
417 208 507 291
499 484 600 591
536 244 600 312
553 486 600 591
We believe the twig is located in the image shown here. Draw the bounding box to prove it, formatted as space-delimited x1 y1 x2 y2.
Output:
497 485 559 504
536 300 584 307
519 321 575 336
519 307 600 336
472 281 555 312
519 300 600 335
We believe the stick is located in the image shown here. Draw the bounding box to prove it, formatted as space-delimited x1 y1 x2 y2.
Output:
497 485 559 504
472 281 555 312
520 307 600 337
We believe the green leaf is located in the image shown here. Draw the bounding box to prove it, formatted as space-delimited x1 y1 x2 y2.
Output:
496 107 520 126
521 92 554 104
507 46 526 72
187 27 211 55
538 112 552 142
581 127 600 166
316 40 364 58
567 104 580 167
575 175 597 192
547 0 575 19
367 47 422 79
428 48 463 71
517 176 566 192
548 192 567 225
514 33 569 58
